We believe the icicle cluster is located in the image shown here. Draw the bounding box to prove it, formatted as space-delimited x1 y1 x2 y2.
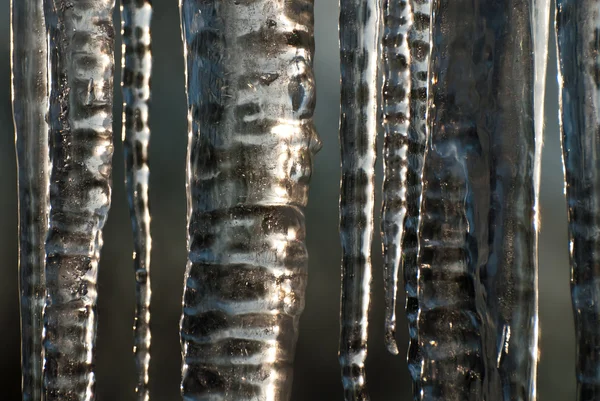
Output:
12 0 155 399
121 0 153 399
179 0 320 399
338 0 549 400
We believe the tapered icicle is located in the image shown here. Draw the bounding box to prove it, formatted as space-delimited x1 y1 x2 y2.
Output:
556 1 600 399
380 0 431 381
338 0 380 397
11 0 49 399
380 0 412 357
179 0 320 399
42 1 115 400
416 0 547 398
121 0 152 399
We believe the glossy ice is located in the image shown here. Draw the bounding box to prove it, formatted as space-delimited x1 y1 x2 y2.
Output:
338 0 380 398
43 1 115 400
121 0 152 399
416 0 548 399
11 0 49 399
179 0 320 399
556 1 600 399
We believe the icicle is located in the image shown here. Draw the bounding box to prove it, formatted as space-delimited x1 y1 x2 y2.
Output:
416 0 546 398
121 0 152 399
11 0 49 399
380 0 431 382
556 1 600 399
338 0 380 398
380 0 412 357
178 0 320 399
42 1 116 400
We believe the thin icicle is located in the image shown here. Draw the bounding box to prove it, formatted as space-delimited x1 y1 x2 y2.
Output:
403 1 430 395
338 0 380 398
121 0 152 399
42 1 115 400
179 0 320 399
11 0 49 399
380 0 431 382
416 0 545 399
556 1 600 399
380 0 412 356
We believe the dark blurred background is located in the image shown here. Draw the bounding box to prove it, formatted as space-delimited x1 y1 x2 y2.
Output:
0 1 574 400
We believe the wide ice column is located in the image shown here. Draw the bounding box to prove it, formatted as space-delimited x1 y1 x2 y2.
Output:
416 0 547 399
179 0 320 399
42 1 116 400
556 1 600 399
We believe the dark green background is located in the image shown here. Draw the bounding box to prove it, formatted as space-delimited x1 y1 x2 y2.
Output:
0 1 574 400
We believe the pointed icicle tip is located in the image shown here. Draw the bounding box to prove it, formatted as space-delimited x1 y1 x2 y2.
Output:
384 324 399 355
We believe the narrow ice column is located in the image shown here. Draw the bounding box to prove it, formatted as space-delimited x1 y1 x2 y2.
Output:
121 0 153 399
338 0 381 398
11 0 49 399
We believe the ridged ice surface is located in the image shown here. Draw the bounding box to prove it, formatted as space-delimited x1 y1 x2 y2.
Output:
179 0 320 399
121 0 152 399
416 0 547 399
43 1 115 400
11 0 49 399
338 0 380 398
380 1 430 387
556 1 600 399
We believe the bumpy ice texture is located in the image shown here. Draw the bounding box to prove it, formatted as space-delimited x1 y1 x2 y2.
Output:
43 1 115 400
179 0 320 399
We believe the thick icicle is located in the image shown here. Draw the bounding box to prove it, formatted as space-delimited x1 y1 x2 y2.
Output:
380 0 431 378
416 0 546 399
179 0 320 399
556 1 600 399
338 0 380 397
11 0 49 399
42 1 115 400
121 0 152 399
